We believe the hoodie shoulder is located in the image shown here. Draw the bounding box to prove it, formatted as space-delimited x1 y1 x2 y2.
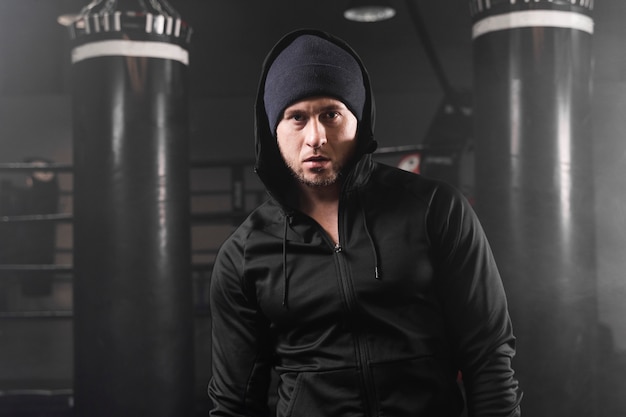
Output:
220 198 286 249
369 162 446 202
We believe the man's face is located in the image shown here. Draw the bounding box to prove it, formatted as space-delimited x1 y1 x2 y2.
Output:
276 96 358 188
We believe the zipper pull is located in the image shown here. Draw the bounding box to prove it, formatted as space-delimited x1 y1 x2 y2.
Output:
334 243 343 253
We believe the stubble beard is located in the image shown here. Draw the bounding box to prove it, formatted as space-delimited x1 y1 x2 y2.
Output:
285 160 342 188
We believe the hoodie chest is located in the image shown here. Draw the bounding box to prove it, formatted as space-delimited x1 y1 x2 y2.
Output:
245 205 438 331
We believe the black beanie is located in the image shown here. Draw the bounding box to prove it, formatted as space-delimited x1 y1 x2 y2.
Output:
263 33 366 135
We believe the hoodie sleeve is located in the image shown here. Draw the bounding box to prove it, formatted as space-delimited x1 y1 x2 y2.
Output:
208 236 272 417
427 183 522 417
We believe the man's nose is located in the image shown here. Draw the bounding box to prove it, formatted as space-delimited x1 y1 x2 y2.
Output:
304 120 327 148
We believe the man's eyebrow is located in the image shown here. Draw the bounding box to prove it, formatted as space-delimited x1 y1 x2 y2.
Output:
319 104 346 112
283 108 305 117
283 103 346 116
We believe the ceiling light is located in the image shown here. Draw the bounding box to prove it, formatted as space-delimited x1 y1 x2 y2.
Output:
344 2 396 23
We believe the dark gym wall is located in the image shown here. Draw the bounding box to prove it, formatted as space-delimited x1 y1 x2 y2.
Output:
0 0 625 416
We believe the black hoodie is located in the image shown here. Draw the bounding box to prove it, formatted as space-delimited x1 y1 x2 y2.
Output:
209 29 522 417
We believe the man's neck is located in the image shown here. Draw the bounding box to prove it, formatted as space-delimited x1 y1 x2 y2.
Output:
297 181 340 205
297 182 341 245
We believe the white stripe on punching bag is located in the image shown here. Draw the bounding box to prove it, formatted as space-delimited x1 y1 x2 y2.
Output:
72 39 189 65
473 9 594 39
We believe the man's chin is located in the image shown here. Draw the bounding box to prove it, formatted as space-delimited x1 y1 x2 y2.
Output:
298 173 339 188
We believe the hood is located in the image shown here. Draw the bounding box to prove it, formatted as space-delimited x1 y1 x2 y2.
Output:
253 28 378 207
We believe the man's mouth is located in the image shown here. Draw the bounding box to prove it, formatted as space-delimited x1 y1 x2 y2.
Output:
304 155 328 162
303 156 330 169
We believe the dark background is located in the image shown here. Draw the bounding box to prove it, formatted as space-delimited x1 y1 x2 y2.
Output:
0 0 625 415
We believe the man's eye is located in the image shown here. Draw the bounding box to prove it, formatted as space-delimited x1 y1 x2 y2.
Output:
324 111 339 119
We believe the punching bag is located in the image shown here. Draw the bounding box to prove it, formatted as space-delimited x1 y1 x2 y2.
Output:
470 1 597 416
68 1 194 416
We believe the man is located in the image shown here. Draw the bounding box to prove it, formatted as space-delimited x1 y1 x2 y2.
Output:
209 29 522 417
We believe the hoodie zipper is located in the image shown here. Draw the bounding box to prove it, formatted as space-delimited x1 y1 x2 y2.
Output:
334 219 378 416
